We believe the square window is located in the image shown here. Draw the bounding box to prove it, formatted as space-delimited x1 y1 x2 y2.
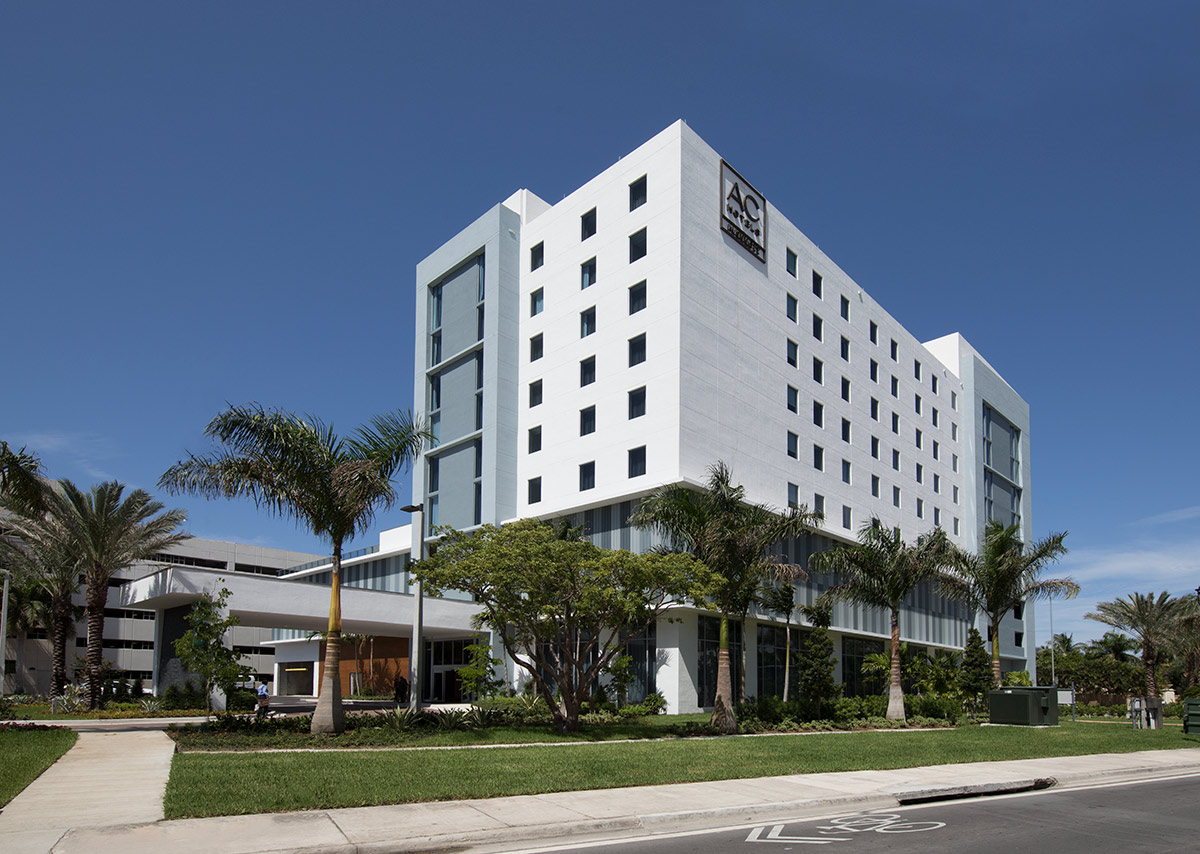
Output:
840 336 850 362
579 461 595 491
787 339 799 367
869 321 878 344
787 482 800 508
581 257 597 289
628 445 646 478
932 374 939 394
628 386 646 418
891 412 900 434
528 426 542 453
813 357 824 384
891 376 899 398
917 498 924 519
580 356 596 386
529 379 542 407
629 175 647 210
871 436 880 459
580 306 596 338
530 333 543 361
580 405 596 436
812 271 823 298
916 463 924 484
530 242 544 271
812 313 823 341
813 444 824 470
787 431 799 458
870 397 879 420
841 459 851 484
787 293 798 322
871 474 880 497
786 248 798 277
892 449 900 471
528 477 542 504
629 280 647 313
530 288 544 316
870 359 879 382
841 418 851 443
581 207 597 240
628 333 647 366
915 394 922 414
813 400 824 427
914 360 922 380
890 339 898 361
841 376 851 402
787 385 799 413
893 485 901 508
840 295 850 321
915 428 923 449
814 493 825 517
629 227 647 262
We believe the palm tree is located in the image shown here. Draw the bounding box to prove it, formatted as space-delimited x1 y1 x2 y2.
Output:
160 404 427 734
1089 631 1138 663
46 481 188 709
757 582 796 702
0 441 47 513
1052 633 1077 656
630 461 820 732
811 520 954 722
1087 592 1185 697
941 521 1074 688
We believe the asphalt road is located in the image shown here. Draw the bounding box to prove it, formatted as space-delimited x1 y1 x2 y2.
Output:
496 774 1200 854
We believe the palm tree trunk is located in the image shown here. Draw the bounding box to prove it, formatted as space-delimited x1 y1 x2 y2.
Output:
312 542 346 734
990 615 1003 688
1143 645 1157 697
886 608 905 722
711 616 737 732
84 572 107 710
51 594 70 696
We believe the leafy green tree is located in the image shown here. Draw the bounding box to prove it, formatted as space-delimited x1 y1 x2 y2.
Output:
1087 592 1186 697
414 518 716 733
173 586 251 715
942 521 1074 687
630 461 819 732
812 520 955 722
959 627 992 712
757 582 798 702
605 654 635 708
458 640 505 701
795 600 837 719
160 403 427 734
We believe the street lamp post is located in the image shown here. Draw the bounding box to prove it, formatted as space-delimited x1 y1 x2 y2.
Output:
0 568 10 698
401 504 424 713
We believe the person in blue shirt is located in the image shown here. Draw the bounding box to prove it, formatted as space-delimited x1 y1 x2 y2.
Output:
256 682 270 720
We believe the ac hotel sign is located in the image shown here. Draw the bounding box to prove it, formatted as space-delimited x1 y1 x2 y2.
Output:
720 160 766 263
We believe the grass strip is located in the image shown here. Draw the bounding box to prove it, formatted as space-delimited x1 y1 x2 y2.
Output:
0 728 78 806
165 721 1199 819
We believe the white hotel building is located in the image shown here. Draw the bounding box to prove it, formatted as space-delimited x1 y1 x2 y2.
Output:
101 121 1033 710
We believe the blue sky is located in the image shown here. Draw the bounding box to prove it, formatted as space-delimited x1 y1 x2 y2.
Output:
3 2 1198 645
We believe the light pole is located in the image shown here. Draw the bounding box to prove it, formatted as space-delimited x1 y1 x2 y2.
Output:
1048 597 1056 687
401 503 424 712
0 568 10 697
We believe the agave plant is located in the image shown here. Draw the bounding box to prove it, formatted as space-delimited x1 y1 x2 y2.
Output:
140 696 164 714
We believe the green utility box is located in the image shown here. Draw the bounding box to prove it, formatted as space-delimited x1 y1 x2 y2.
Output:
1183 698 1200 734
989 687 1059 726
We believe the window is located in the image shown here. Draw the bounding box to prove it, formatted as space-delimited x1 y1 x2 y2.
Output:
841 459 851 484
841 376 851 402
842 505 852 529
787 385 799 413
528 477 541 504
891 375 899 398
931 374 939 394
933 473 940 493
953 484 959 504
870 359 879 382
1013 602 1024 620
870 397 879 420
787 482 799 507
841 418 851 443
528 426 541 453
786 293 798 321
869 320 878 344
932 407 939 427
629 175 647 210
581 257 597 288
529 288 543 317
916 463 924 484
581 207 597 240
580 306 596 337
812 271 823 298
813 400 824 427
951 390 958 410
530 242 544 271
934 506 941 527
628 386 646 418
786 248 798 276
952 453 959 473
629 227 647 262
787 431 799 458
871 474 880 497
914 360 922 380
529 379 542 407
890 339 898 361
915 394 922 415
579 461 595 491
812 357 824 383
951 422 959 441
628 446 646 478
580 406 596 436
932 440 940 460
580 356 596 386
915 428 923 449
892 449 900 471
952 516 960 535
814 493 825 517
916 498 924 519
871 436 880 459
787 339 799 367
628 333 647 366
813 444 824 470
627 280 647 314
812 313 823 341
840 295 850 321
840 336 850 361
893 485 901 508
891 412 900 434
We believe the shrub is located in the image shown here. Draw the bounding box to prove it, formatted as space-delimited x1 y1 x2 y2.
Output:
131 678 145 697
225 688 256 712
618 692 667 718
832 695 887 721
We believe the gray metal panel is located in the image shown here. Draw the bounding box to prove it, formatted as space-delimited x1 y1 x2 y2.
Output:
437 442 477 530
440 258 482 358
438 354 478 441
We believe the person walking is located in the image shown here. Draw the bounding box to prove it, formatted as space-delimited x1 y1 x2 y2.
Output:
256 682 271 721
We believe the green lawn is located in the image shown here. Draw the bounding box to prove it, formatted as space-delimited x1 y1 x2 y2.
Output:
0 728 78 806
164 720 1199 819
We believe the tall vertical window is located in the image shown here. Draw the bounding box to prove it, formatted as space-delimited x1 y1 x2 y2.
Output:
813 494 825 517
842 505 852 529
580 356 596 386
786 293 798 321
841 459 851 484
529 379 542 407
579 462 595 491
787 339 799 367
891 376 899 398
932 407 939 427
787 385 799 413
812 271 823 298
840 336 850 361
629 175 647 210
529 333 543 361
628 333 647 366
812 358 824 384
893 485 901 508
840 295 850 321
813 444 824 471
580 306 596 338
581 257 597 289
916 498 925 519
871 474 880 497
530 242 544 271
841 377 851 402
931 374 939 394
870 359 878 382
787 431 799 458
813 400 824 427
812 314 823 341
528 426 541 453
915 394 922 415
786 248 798 277
869 320 878 344
914 360 922 380
628 386 646 418
629 227 647 262
915 428 923 449
580 406 596 436
629 280 647 313
871 436 880 458
870 397 879 420
951 391 958 410
916 463 924 483
787 482 799 508
581 207 597 240
841 418 851 443
628 446 647 477
891 412 900 434
890 339 898 361
528 477 541 504
892 449 901 471
530 288 544 316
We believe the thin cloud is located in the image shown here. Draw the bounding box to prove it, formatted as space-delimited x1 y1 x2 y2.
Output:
10 430 119 482
1133 505 1200 526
